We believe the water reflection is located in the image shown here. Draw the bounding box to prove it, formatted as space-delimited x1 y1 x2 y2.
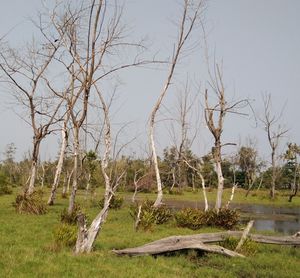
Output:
165 200 300 235
239 205 300 235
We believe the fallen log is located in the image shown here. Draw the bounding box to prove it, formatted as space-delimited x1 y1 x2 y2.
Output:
141 231 300 246
113 231 300 257
113 238 244 257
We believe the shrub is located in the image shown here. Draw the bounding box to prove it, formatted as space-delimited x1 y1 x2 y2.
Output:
0 172 13 195
13 190 47 214
60 203 81 225
175 208 206 230
207 208 239 230
0 184 13 195
98 195 124 210
130 200 172 230
168 189 184 195
53 223 77 248
175 207 239 230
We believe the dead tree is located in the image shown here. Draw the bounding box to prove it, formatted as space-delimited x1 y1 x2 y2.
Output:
204 63 250 210
74 83 127 254
260 94 288 199
47 0 151 214
168 83 199 191
132 170 147 203
183 158 208 211
150 0 205 207
0 28 63 195
48 110 70 205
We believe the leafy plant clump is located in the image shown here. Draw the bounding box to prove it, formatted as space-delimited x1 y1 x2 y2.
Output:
53 223 77 248
98 195 124 210
175 207 239 230
0 184 13 195
220 237 258 256
0 172 13 195
60 203 81 225
175 208 206 230
13 190 47 214
130 200 172 230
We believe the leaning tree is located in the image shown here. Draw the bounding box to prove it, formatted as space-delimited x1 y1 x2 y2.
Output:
150 0 205 207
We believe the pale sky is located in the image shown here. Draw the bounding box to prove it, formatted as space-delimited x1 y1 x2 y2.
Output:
0 0 299 163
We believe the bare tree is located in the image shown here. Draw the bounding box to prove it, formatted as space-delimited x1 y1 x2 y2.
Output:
260 94 288 199
150 0 205 207
132 169 147 203
0 28 64 195
168 83 199 191
46 0 151 214
183 157 209 211
48 109 70 205
204 63 250 210
74 83 129 253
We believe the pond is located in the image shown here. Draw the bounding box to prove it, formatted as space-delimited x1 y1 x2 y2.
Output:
237 204 300 235
165 200 300 235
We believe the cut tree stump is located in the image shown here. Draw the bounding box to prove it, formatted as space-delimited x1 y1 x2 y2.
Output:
113 231 300 257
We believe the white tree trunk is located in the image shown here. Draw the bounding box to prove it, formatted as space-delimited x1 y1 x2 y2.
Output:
48 118 69 205
68 127 80 214
75 110 114 253
150 123 163 207
75 194 113 253
199 172 208 211
226 183 237 208
27 140 41 195
27 161 38 195
215 160 224 211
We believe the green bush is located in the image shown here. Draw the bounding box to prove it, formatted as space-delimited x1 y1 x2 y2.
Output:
175 208 206 230
98 195 124 210
175 207 239 230
130 200 172 230
0 172 13 195
167 189 184 195
0 184 13 195
60 203 81 225
53 223 77 248
13 190 47 214
207 208 239 229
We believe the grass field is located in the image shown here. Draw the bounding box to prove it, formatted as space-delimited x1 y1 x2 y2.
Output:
0 188 300 278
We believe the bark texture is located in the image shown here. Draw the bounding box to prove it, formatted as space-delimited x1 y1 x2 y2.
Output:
113 231 300 257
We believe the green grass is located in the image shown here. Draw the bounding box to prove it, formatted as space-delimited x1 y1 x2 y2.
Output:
0 189 300 277
119 188 300 208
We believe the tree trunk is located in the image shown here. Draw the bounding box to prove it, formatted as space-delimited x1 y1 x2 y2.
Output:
85 173 91 200
214 142 224 211
114 238 244 258
270 149 276 199
113 231 300 256
48 118 69 205
150 122 163 207
68 127 80 214
75 193 113 253
288 160 298 202
235 220 254 251
226 183 237 208
199 172 208 211
61 176 67 198
27 139 41 195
